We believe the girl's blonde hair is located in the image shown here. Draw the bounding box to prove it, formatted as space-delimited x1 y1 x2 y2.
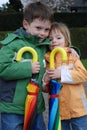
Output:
50 22 71 47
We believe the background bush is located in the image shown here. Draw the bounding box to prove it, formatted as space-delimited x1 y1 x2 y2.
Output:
70 28 87 59
0 12 87 31
0 13 23 31
54 13 87 28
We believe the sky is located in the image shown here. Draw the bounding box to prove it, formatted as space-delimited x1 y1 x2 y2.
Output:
0 0 9 7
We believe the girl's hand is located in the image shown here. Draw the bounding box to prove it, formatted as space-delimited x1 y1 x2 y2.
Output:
47 68 61 79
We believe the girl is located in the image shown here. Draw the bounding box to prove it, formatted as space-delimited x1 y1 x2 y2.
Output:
43 22 87 130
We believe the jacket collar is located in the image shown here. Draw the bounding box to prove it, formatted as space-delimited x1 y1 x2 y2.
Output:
0 27 50 46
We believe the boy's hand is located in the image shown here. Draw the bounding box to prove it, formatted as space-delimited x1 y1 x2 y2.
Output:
32 62 40 74
69 48 79 58
43 72 50 83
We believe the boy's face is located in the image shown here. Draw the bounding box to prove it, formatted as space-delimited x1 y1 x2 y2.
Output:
23 18 51 41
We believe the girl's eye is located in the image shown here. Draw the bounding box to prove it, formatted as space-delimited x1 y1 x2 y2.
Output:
57 37 61 39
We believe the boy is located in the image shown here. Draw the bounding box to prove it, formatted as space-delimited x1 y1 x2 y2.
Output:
0 2 53 130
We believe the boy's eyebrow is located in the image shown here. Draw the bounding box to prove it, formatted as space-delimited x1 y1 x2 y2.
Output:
46 27 50 29
35 26 51 30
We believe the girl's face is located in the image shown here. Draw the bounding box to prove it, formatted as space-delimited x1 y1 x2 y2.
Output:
49 30 66 50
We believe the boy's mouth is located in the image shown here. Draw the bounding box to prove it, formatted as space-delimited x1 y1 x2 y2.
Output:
39 38 44 42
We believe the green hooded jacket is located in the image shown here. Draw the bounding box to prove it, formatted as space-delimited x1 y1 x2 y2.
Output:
0 28 50 114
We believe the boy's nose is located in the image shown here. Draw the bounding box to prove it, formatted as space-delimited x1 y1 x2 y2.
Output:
40 30 45 36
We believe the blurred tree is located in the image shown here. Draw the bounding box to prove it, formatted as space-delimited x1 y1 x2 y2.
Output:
0 2 16 12
0 0 75 13
9 0 23 12
0 0 23 12
21 0 74 12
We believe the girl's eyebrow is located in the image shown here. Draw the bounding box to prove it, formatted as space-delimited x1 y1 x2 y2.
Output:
56 34 62 37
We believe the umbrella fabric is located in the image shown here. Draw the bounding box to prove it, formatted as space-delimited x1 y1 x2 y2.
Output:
16 47 39 130
24 79 40 130
48 80 62 130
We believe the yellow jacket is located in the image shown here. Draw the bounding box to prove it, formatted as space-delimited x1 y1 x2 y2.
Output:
45 47 87 120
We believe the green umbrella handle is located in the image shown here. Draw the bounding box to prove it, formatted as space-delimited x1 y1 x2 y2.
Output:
16 47 38 62
50 47 67 69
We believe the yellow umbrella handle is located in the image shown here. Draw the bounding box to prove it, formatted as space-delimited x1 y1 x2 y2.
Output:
16 47 38 62
50 47 67 69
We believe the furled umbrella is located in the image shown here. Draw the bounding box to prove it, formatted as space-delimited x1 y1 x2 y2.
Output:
48 47 67 130
16 47 40 130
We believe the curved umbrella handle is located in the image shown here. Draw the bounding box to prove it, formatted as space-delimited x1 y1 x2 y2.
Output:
50 47 67 69
16 47 38 62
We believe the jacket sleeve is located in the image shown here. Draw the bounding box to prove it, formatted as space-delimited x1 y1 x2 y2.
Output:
61 58 87 84
0 45 32 80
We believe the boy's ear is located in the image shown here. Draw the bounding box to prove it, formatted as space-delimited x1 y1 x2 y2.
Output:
23 20 28 29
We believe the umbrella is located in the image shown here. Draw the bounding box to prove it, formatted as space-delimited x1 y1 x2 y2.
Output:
16 47 39 130
48 47 67 130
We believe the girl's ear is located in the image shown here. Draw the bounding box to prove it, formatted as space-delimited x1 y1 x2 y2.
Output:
23 19 28 29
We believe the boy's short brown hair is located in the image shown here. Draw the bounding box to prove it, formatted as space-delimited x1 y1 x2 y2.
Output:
23 2 53 24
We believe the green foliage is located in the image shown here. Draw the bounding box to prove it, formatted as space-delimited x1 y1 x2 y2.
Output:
70 28 87 59
0 31 8 40
0 31 12 48
81 59 87 69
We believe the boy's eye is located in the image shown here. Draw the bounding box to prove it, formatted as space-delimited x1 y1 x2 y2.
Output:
36 27 41 30
45 28 50 32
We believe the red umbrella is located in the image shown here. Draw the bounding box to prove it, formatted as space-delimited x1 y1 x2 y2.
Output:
16 47 39 130
48 47 67 130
